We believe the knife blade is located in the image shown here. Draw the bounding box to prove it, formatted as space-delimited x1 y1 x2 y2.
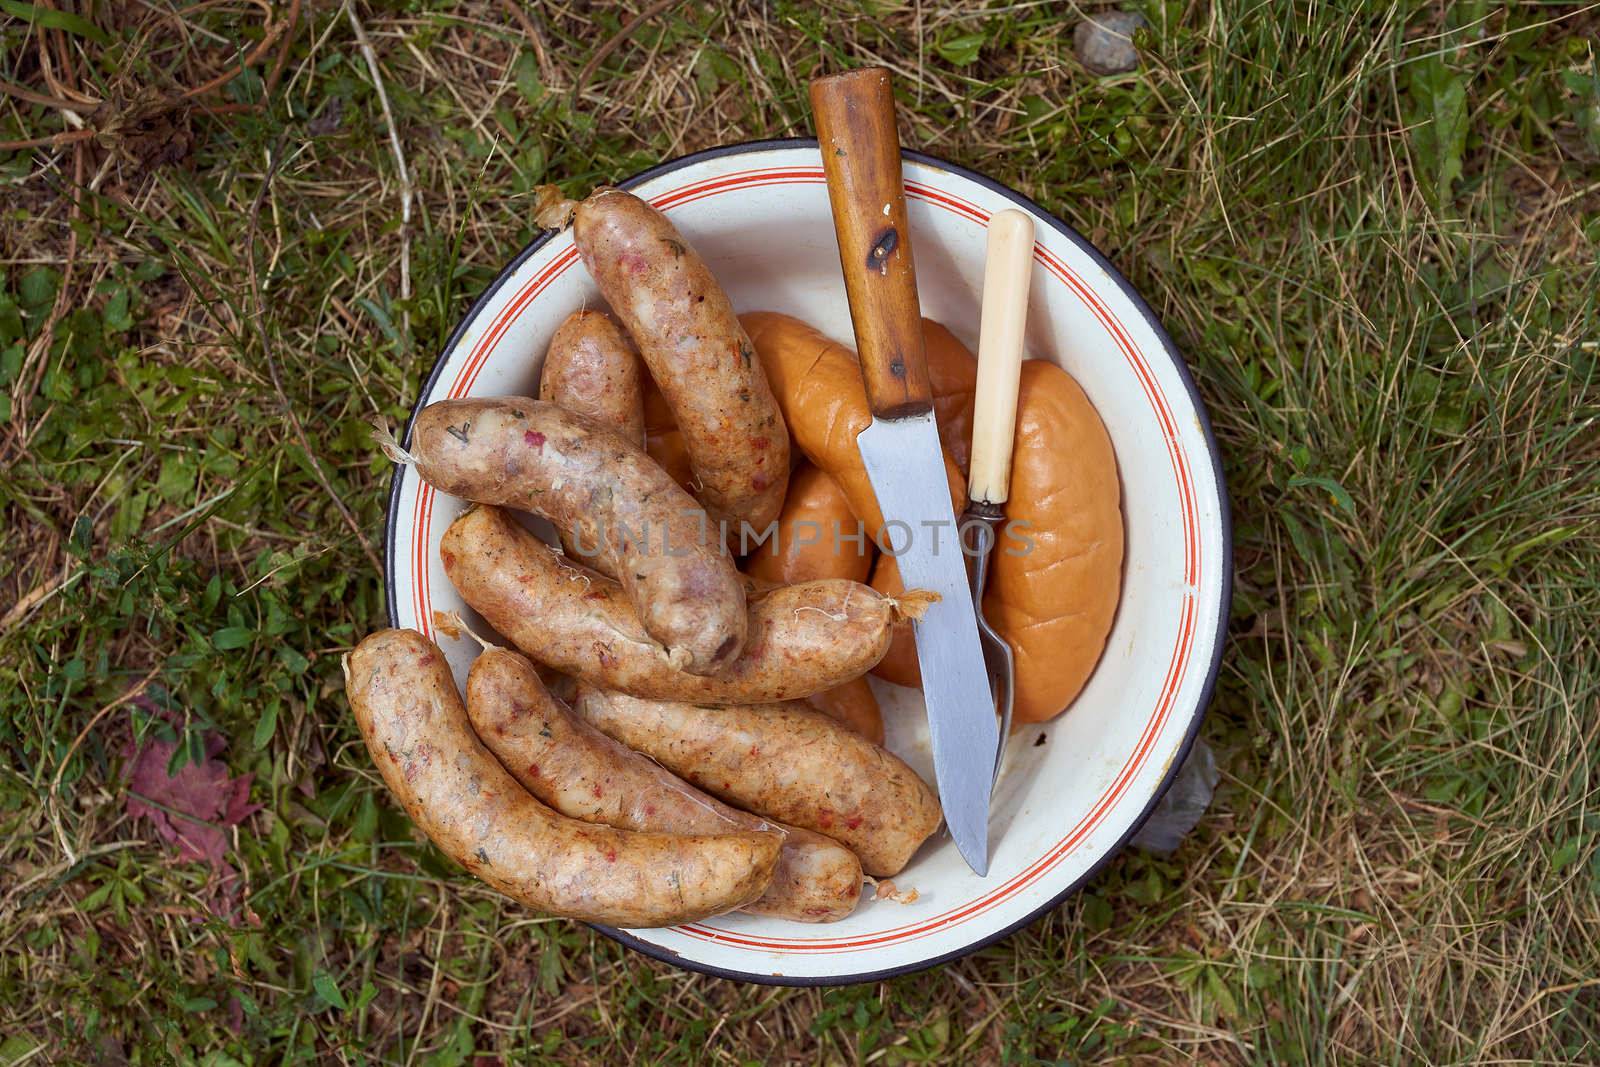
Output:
810 67 999 875
858 413 999 873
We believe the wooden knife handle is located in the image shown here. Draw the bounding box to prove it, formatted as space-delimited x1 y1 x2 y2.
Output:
810 67 932 420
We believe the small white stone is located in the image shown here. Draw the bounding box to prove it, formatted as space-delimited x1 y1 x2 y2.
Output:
1074 10 1146 75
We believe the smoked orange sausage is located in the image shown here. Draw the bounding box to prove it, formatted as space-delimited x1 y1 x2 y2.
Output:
981 360 1122 722
872 361 1123 723
741 311 965 543
744 464 873 586
923 319 979 474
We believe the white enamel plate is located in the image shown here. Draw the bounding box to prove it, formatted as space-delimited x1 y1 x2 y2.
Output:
385 142 1231 985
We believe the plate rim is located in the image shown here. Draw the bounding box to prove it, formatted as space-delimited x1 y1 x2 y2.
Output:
383 137 1233 987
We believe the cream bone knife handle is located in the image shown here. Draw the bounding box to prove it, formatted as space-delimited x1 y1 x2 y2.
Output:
967 209 1035 508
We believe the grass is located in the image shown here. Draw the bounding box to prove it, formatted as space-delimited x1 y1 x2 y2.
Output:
2 0 1597 1062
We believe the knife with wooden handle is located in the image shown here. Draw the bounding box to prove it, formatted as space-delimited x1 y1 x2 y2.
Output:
810 67 999 875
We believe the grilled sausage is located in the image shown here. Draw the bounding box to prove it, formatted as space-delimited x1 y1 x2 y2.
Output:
343 628 780 927
571 188 790 530
574 686 943 877
410 397 744 675
441 505 925 704
466 649 863 921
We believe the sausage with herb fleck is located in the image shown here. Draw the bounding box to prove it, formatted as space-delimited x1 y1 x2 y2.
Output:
343 628 781 927
539 310 647 574
540 309 646 444
574 686 943 877
410 397 745 675
441 505 923 704
466 649 863 922
570 188 790 530
743 463 884 743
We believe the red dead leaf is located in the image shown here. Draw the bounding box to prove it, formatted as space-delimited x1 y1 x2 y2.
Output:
124 732 260 870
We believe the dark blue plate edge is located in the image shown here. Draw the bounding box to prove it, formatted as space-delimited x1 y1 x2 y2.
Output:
382 137 1234 989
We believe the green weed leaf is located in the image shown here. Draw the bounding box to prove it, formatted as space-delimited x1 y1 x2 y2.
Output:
1287 474 1357 517
1405 57 1469 207
103 288 134 333
0 343 21 387
311 970 347 1012
212 626 255 650
0 301 22 346
18 266 60 311
0 0 110 44
422 1019 474 1067
251 700 278 749
513 52 543 103
936 32 988 66
1550 837 1582 872
157 454 197 504
0 1035 43 1066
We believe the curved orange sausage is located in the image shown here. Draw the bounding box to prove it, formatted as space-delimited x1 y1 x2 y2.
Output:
872 361 1123 723
745 464 873 585
923 318 979 474
741 311 965 543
